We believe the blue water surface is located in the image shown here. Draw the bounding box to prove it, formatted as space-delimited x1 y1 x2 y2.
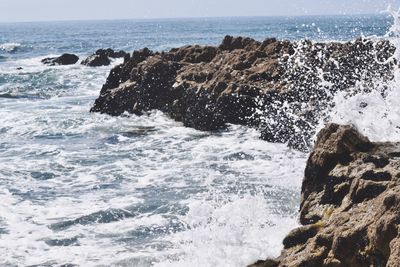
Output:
0 14 393 60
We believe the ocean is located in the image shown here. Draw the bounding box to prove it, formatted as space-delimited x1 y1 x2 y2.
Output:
0 14 398 266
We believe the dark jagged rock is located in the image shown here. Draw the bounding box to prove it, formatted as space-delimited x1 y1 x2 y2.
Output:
82 48 126 67
81 53 111 67
41 53 79 66
91 36 395 150
251 124 400 267
95 48 127 58
165 45 217 63
99 48 154 94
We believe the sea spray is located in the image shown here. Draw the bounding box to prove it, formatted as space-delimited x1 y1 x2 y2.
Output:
246 36 391 151
328 9 400 141
254 36 395 151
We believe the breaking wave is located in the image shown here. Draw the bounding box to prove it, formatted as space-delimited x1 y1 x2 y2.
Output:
327 9 400 141
0 42 23 53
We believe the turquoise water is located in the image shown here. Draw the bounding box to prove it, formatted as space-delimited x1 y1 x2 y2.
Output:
0 15 395 267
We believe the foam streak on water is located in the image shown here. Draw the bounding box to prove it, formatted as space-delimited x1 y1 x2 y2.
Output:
0 55 305 266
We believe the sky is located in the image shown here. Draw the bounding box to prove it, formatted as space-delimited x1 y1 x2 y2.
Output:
1 0 400 22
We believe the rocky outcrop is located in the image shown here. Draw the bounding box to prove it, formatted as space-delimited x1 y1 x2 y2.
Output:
91 36 396 150
41 53 79 65
250 123 400 267
81 48 127 67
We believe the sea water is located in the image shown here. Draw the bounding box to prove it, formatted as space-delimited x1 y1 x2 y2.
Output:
0 15 397 267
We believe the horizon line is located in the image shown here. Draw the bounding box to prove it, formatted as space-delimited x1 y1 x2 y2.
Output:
0 12 390 24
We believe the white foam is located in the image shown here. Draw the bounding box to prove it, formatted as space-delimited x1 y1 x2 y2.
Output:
0 42 22 52
155 195 299 267
0 99 306 266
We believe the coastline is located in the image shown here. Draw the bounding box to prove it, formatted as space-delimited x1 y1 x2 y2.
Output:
1 15 399 265
90 35 400 266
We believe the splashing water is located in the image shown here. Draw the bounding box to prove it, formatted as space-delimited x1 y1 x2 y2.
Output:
329 9 400 141
253 10 400 150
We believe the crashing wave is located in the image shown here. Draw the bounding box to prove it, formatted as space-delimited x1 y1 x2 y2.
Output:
326 9 400 142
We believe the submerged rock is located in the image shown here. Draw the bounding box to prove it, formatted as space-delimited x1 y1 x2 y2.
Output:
41 53 79 65
250 123 400 267
91 36 395 150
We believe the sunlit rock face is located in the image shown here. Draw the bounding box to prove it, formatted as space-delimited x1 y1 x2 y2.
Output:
250 123 400 267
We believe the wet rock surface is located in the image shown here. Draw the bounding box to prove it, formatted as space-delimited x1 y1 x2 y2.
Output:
250 123 400 267
41 53 79 65
91 36 396 150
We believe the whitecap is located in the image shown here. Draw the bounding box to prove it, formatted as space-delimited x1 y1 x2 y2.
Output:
0 42 22 53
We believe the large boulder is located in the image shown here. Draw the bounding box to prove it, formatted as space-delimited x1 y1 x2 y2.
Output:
41 53 79 65
250 124 400 267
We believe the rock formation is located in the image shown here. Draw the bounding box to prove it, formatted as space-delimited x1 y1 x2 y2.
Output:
250 123 400 267
91 36 395 150
41 53 79 65
87 36 400 265
81 48 127 67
